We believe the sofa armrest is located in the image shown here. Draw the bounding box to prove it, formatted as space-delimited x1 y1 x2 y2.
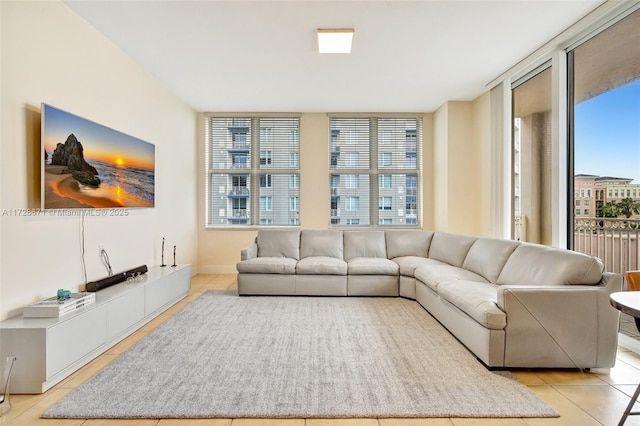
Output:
496 272 622 310
241 243 258 261
495 272 622 368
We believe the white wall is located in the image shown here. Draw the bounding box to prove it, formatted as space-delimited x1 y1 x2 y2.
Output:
0 1 198 320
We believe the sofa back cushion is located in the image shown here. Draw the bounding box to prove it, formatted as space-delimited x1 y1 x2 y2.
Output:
344 231 387 260
257 229 301 260
462 238 520 283
496 243 604 286
385 230 434 259
300 230 344 259
428 232 478 267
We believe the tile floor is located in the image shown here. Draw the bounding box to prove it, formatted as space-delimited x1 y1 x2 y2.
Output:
2 274 640 426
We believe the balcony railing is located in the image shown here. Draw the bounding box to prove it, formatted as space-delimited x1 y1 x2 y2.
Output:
228 186 249 196
574 217 640 276
515 216 640 276
229 209 249 218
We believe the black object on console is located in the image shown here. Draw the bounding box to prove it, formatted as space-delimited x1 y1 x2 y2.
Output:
86 265 148 292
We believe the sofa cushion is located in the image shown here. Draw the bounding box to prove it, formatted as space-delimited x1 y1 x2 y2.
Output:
437 281 506 330
428 233 478 267
385 230 434 259
393 256 444 276
415 264 488 292
344 231 387 260
296 256 348 275
236 257 297 274
300 230 343 259
347 258 399 276
496 243 604 286
257 230 300 260
462 238 520 283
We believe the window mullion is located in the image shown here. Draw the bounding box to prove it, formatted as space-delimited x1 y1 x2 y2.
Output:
370 118 380 226
250 118 260 225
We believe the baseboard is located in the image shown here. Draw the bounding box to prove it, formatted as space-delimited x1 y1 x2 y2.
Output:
618 332 640 355
198 265 237 274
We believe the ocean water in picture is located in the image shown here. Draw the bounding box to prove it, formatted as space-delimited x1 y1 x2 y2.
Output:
78 160 155 207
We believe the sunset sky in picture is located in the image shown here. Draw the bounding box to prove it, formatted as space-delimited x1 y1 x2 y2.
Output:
43 104 155 171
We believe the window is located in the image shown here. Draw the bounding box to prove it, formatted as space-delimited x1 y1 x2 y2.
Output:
260 174 272 188
345 196 360 211
345 175 359 188
260 127 272 142
512 66 553 245
570 9 640 248
289 153 299 168
289 196 299 212
260 150 272 166
345 152 360 167
260 196 272 211
379 152 392 167
328 117 422 227
378 197 392 210
206 116 300 227
576 200 581 206
379 174 392 189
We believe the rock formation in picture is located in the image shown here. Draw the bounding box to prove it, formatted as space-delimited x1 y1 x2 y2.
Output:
51 134 101 186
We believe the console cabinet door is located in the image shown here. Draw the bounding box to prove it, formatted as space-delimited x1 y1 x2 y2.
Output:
107 286 145 340
47 304 107 378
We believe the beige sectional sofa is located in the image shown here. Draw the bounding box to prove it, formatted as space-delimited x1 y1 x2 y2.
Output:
236 229 622 369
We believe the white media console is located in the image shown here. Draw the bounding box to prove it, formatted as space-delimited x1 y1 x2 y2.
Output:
0 264 191 394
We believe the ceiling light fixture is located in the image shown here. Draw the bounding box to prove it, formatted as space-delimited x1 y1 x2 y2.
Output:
317 28 355 53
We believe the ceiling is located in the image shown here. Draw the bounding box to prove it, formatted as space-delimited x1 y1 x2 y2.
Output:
63 0 603 113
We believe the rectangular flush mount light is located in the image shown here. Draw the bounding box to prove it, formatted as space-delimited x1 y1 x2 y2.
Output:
317 28 354 53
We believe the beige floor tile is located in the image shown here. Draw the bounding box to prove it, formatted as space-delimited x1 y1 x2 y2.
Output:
451 419 527 425
230 420 304 426
82 420 158 426
554 383 640 426
379 418 454 425
510 371 547 386
3 388 85 426
157 420 232 426
593 356 640 386
140 312 171 331
531 370 606 386
617 349 640 370
306 419 379 426
523 385 601 425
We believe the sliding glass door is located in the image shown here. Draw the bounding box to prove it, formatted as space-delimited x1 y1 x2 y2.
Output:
569 9 640 275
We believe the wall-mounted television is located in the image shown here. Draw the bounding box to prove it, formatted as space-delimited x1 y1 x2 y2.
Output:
42 104 155 209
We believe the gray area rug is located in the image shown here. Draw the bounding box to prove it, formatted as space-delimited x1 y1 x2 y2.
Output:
44 291 558 419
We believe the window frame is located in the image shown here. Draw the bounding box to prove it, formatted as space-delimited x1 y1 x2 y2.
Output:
205 115 301 228
328 116 422 228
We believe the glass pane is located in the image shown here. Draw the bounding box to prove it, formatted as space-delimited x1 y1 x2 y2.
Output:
512 66 553 245
571 9 640 275
209 173 251 226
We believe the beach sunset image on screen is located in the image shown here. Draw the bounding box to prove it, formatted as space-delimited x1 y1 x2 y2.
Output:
42 104 155 209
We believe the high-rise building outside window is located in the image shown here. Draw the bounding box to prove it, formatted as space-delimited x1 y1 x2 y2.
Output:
206 116 300 227
328 117 422 227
